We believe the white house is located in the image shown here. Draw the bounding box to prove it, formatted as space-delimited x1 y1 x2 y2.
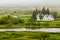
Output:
42 14 54 21
36 13 40 21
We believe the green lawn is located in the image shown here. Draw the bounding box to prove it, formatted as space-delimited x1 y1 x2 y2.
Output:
0 31 60 40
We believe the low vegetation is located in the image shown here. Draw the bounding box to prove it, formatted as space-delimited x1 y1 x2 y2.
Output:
0 8 60 28
0 14 59 28
0 31 60 40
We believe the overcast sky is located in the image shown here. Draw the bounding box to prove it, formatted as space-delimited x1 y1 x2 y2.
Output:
0 0 60 7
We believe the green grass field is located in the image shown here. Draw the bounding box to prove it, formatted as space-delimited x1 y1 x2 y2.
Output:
0 13 59 28
0 10 59 28
0 31 60 40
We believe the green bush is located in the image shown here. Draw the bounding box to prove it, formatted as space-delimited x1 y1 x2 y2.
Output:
25 22 31 26
55 23 60 26
11 18 24 24
0 15 24 24
40 22 50 26
28 34 39 39
0 15 11 24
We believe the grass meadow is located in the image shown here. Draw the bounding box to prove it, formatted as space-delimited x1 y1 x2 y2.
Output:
0 31 60 40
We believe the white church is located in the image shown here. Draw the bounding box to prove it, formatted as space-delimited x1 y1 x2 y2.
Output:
36 8 54 21
13 11 20 18
42 14 54 21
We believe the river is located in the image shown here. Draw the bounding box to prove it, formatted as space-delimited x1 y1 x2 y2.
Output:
0 28 60 32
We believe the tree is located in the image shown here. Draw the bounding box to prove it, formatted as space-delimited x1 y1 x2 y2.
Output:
31 9 38 21
31 10 36 21
53 12 57 19
42 7 46 15
52 12 57 19
35 8 38 14
46 8 50 15
39 10 43 19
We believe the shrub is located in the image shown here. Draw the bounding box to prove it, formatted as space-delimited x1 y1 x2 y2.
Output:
39 33 50 40
40 22 49 26
25 22 31 26
0 15 24 24
28 34 39 39
55 23 60 26
0 15 11 24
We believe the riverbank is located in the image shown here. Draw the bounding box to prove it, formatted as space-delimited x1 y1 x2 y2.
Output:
0 24 60 29
0 31 60 40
